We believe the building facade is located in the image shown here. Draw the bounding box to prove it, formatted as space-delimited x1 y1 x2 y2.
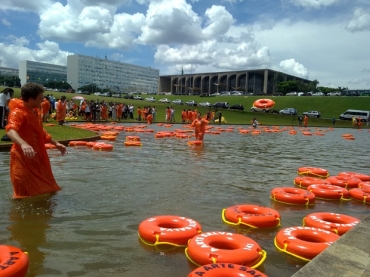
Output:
0 67 19 77
19 61 67 86
159 69 312 95
67 54 159 93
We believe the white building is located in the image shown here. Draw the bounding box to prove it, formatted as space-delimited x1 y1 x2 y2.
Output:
0 66 19 77
67 54 159 93
19 60 67 86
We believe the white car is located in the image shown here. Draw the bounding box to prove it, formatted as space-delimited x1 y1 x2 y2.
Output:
312 92 324 96
133 95 143 100
158 98 170 103
198 102 213 108
172 99 183 105
145 97 156 102
327 92 341 96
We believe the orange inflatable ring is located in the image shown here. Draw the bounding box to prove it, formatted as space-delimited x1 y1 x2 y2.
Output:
93 143 113 151
100 135 116 141
306 184 350 201
68 141 87 147
274 226 340 261
85 141 97 148
124 141 142 147
45 143 56 149
270 187 315 205
303 212 360 235
294 176 330 188
187 263 268 277
185 231 266 267
188 140 203 146
126 136 141 141
0 245 29 277
338 172 370 182
297 167 329 178
138 215 202 246
253 99 275 109
102 131 119 136
349 188 370 204
326 175 361 189
222 205 281 228
359 182 370 190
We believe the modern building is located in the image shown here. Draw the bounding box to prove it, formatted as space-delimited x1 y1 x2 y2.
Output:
67 54 159 93
0 66 19 77
159 69 312 95
19 61 67 86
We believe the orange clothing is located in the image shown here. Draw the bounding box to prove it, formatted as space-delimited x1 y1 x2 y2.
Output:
187 111 192 123
181 110 186 122
303 115 308 127
117 104 123 118
191 117 209 141
166 109 171 122
6 99 61 198
146 114 153 124
101 105 108 120
137 108 142 116
56 100 67 121
41 99 50 115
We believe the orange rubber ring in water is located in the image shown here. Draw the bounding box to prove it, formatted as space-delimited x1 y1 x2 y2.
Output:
297 167 329 178
222 205 281 228
188 140 203 146
326 175 361 189
303 212 360 235
45 143 56 149
187 263 268 277
186 232 266 267
306 184 350 200
294 176 330 188
349 188 370 204
68 141 87 146
270 187 315 205
124 141 142 147
93 143 113 151
274 226 340 261
0 245 29 277
126 136 141 141
338 172 370 182
138 215 202 246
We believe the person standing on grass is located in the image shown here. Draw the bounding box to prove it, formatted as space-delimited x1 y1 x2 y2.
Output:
0 88 12 129
56 95 67 126
6 83 67 199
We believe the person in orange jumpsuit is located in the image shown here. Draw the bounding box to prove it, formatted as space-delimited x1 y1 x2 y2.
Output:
56 95 67 126
146 113 153 124
137 107 142 121
41 97 50 122
181 109 187 123
166 107 171 123
191 112 209 141
116 103 123 121
6 83 67 199
303 115 308 127
101 103 108 120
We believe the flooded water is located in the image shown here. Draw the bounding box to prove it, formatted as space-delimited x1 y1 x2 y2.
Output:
0 124 369 277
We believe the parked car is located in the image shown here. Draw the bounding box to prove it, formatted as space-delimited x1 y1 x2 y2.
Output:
285 92 297 96
303 111 321 118
279 108 298 115
230 91 243 96
229 104 244 110
123 94 133 99
133 95 143 100
312 92 324 96
172 99 183 105
213 102 229 109
145 97 156 102
100 92 112 97
158 98 170 103
185 100 197 106
198 102 213 108
327 91 341 96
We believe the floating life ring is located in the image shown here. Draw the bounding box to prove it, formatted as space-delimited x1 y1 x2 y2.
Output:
102 131 119 136
188 140 203 146
302 132 312 136
253 99 275 109
138 215 202 246
338 172 370 182
185 231 266 268
126 136 141 141
349 188 370 204
68 141 87 147
45 143 56 149
297 167 329 178
124 141 142 147
326 175 361 189
306 184 350 201
100 135 116 141
187 263 268 277
85 141 97 148
303 212 360 235
93 143 113 151
114 126 125 131
222 205 281 228
0 245 29 277
270 187 315 205
274 226 340 261
294 176 330 188
359 182 370 190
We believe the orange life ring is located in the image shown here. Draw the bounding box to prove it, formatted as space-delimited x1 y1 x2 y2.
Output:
100 135 116 141
338 172 370 182
359 182 370 190
326 175 361 189
253 99 275 109
114 126 125 131
185 232 266 267
154 133 165 138
124 141 142 147
303 212 360 235
349 188 370 204
297 167 329 178
270 187 315 205
93 143 113 151
294 176 330 188
222 205 281 228
187 263 268 277
68 141 87 147
86 141 97 148
102 131 119 136
126 136 141 141
45 143 56 149
138 215 202 246
188 140 203 146
306 184 350 201
0 245 29 277
274 226 340 261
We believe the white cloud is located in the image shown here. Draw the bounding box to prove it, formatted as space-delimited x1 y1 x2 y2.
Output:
346 8 370 32
202 6 234 39
282 0 340 9
1 19 11 27
279 59 309 78
0 0 53 13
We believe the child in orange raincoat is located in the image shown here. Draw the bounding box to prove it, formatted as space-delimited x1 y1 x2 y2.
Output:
191 112 209 141
6 83 67 198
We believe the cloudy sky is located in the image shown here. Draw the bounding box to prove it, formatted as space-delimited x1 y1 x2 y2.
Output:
0 0 369 89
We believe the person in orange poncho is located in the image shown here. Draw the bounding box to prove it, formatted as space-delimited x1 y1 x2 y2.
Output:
303 115 308 127
191 112 209 141
56 95 67 126
101 103 108 121
6 83 67 199
41 97 50 122
146 113 153 124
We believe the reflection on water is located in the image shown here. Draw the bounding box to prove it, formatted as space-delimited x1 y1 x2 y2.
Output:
0 124 369 277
